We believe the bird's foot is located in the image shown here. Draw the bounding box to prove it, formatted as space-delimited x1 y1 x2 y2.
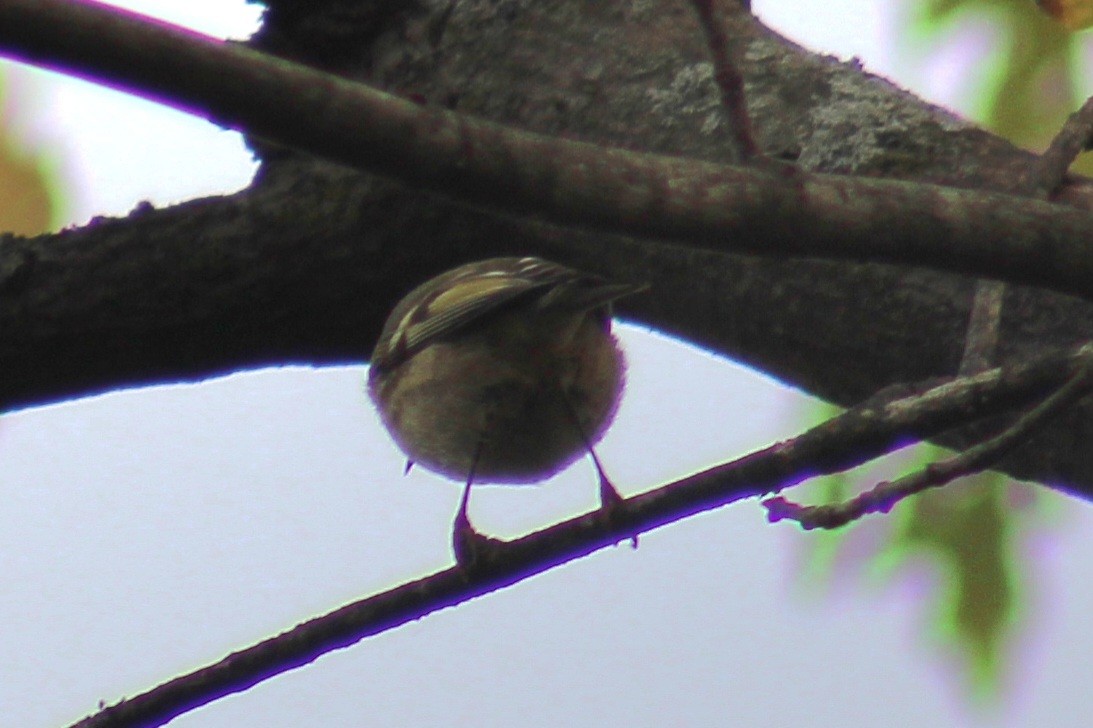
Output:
452 511 505 570
598 475 638 549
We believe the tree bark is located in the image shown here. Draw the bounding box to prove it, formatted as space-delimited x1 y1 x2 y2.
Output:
4 0 1093 499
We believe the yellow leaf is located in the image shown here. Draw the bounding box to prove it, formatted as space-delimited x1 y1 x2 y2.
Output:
1037 0 1093 30
0 75 59 234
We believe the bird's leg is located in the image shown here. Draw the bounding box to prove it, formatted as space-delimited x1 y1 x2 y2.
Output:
453 444 478 537
560 392 624 510
452 440 502 568
560 391 638 547
588 437 624 510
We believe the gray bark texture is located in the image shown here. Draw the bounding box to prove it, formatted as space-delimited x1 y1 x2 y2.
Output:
4 0 1093 499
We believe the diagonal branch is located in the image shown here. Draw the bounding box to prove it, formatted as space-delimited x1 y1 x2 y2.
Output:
69 343 1092 728
1027 95 1093 199
765 347 1093 529
2 1 1093 302
687 0 760 161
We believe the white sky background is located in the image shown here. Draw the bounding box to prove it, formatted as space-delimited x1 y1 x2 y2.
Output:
2 1 1093 727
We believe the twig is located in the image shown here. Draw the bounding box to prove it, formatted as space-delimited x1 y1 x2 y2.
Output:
959 280 1006 374
765 348 1093 530
68 344 1093 728
1026 95 1093 198
688 0 760 161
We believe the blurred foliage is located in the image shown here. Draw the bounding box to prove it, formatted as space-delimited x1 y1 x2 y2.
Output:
798 0 1089 704
795 433 1034 704
0 73 62 234
915 0 1092 171
887 465 1022 701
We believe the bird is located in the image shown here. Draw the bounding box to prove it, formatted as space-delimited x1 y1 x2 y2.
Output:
367 256 645 564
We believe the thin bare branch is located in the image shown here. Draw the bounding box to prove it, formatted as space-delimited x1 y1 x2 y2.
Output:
69 344 1091 728
2 1 1093 304
959 280 1007 374
1027 95 1093 198
687 0 760 161
764 347 1093 529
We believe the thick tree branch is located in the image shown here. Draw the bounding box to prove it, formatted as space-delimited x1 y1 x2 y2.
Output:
69 343 1089 728
3 0 1093 501
2 1 1093 301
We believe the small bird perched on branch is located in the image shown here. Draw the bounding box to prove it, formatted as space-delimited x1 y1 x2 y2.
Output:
368 256 645 565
